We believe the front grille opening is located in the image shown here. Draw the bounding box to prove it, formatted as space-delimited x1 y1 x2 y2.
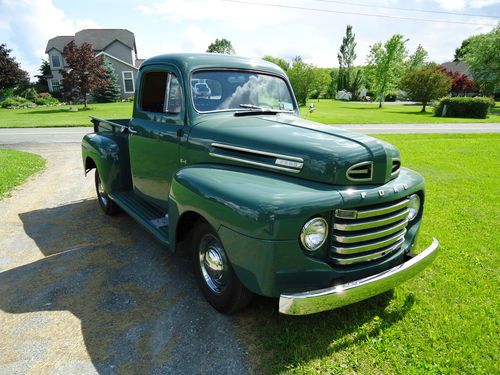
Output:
330 196 410 266
346 161 373 182
391 159 401 176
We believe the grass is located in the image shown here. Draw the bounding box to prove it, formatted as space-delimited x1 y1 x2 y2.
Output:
242 134 499 374
0 100 498 128
0 149 46 199
0 102 133 128
301 100 500 124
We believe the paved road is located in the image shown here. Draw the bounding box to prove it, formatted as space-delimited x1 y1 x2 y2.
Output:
1 122 499 145
0 143 251 374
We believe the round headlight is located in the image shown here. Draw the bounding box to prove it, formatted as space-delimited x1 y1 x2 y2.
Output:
300 217 328 251
408 194 421 221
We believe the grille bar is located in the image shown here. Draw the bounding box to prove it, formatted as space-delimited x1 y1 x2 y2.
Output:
330 238 405 265
333 229 406 254
333 218 409 244
333 209 409 231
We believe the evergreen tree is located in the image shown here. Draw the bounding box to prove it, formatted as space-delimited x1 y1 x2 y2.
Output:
337 25 359 97
94 60 121 102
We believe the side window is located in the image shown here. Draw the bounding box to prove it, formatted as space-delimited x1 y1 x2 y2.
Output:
165 75 182 113
140 71 182 114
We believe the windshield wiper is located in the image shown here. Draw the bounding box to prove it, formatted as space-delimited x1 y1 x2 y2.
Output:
239 104 265 110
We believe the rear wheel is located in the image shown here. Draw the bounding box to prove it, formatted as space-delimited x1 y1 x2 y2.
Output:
192 221 252 314
95 169 119 215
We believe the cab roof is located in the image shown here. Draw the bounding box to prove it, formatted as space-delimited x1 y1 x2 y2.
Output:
140 53 286 77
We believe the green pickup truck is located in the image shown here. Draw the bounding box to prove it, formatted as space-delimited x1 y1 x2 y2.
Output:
82 53 439 315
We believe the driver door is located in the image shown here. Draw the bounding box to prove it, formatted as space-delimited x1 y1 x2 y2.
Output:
128 68 184 211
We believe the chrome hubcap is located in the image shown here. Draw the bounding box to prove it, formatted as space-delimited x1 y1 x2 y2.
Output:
199 234 228 294
97 174 108 206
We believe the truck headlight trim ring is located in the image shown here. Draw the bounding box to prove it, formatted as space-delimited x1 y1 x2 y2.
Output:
300 217 328 251
408 194 421 221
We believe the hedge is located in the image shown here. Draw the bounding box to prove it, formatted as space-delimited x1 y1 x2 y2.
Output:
434 97 495 119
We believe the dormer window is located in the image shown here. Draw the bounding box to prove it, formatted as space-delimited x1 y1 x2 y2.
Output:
51 54 61 68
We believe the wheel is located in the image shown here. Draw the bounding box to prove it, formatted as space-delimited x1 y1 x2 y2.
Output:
192 221 253 314
95 169 119 215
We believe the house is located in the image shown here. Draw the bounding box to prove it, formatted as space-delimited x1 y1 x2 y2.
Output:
441 61 472 79
45 29 143 98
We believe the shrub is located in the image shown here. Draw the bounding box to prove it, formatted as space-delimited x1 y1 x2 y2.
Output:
34 95 60 105
0 96 35 108
128 95 135 102
434 96 495 119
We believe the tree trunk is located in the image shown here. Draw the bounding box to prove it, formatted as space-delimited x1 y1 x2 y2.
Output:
421 102 427 112
379 100 382 108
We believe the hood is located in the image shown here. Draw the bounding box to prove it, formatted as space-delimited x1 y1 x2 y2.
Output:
186 112 400 185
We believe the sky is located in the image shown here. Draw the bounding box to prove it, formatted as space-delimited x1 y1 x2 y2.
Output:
0 0 498 79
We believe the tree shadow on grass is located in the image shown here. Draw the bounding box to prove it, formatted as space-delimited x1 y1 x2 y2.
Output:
18 108 76 115
0 199 249 374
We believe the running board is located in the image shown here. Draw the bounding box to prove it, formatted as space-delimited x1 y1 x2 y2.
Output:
108 191 170 246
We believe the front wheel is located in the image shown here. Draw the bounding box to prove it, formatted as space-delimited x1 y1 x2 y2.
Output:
192 222 252 314
95 169 119 215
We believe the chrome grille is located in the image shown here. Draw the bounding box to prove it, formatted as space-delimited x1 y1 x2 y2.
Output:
330 197 410 265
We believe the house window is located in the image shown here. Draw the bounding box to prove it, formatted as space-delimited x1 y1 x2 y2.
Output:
122 71 135 93
51 55 61 68
51 79 61 92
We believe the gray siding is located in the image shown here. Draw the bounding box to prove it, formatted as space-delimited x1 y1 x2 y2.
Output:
103 41 134 65
104 56 137 98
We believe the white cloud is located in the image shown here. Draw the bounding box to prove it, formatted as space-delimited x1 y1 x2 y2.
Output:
137 0 300 30
0 0 99 79
434 0 500 10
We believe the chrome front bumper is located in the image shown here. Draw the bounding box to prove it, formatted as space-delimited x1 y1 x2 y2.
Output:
279 238 439 315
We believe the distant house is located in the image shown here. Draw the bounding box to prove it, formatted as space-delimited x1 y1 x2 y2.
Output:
440 61 471 79
45 29 143 98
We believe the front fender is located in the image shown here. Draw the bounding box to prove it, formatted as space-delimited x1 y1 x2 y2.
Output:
81 133 132 193
169 164 343 241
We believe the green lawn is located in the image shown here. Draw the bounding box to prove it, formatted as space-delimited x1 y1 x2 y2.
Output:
0 102 133 128
242 134 499 374
1 100 498 128
301 100 500 124
0 149 46 199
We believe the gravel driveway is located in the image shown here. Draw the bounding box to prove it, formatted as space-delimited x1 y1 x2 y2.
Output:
0 143 251 374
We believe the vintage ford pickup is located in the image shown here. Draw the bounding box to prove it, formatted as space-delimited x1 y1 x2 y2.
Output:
82 53 439 315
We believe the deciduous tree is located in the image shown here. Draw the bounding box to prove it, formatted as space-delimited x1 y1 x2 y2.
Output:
462 25 499 96
287 56 325 106
400 65 451 112
439 67 478 96
61 41 107 108
0 44 29 91
206 38 236 54
365 34 408 108
262 55 289 71
406 44 428 71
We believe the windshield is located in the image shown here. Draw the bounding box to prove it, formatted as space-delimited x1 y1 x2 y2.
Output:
191 70 296 113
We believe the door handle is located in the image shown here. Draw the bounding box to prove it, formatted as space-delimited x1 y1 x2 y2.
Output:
120 126 138 134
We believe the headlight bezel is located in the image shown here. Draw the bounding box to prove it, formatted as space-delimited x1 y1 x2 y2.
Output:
300 217 329 252
407 193 421 221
